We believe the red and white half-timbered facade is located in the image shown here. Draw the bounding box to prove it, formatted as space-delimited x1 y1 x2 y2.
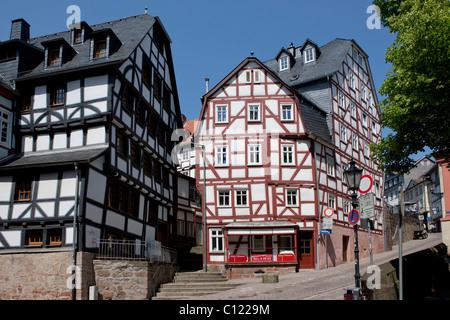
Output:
195 57 325 274
193 38 385 276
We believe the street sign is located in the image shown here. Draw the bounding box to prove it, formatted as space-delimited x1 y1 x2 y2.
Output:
323 207 334 218
321 229 332 235
348 209 360 225
322 216 333 229
360 192 375 219
359 175 373 194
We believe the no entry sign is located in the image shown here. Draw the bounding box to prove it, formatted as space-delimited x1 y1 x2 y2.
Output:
359 175 373 194
348 209 360 226
323 207 334 218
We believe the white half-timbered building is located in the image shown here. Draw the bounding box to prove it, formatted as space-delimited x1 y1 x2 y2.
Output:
0 14 197 257
194 38 384 276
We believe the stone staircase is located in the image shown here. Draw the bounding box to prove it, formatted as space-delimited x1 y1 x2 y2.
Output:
152 271 242 300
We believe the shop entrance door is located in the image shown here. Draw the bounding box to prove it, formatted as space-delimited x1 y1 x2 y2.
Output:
298 231 314 269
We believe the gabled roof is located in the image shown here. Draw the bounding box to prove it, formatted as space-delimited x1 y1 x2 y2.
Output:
15 14 158 80
197 56 332 146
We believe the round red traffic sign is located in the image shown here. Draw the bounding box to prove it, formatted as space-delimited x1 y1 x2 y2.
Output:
359 175 373 194
348 209 360 225
323 207 334 218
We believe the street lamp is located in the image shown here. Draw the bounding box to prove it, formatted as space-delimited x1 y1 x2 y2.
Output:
344 159 363 299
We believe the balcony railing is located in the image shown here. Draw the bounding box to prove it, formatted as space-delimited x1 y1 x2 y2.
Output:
95 239 177 264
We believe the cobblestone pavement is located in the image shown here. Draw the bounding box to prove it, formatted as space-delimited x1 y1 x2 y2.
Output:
189 232 443 300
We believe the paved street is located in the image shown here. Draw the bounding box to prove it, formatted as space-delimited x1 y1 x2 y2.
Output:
189 232 444 300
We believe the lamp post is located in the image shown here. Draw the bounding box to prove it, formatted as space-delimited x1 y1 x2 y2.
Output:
344 159 363 299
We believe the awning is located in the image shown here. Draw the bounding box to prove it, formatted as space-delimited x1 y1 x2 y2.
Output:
224 221 299 235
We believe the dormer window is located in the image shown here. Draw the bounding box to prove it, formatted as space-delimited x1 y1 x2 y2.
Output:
89 28 121 61
42 38 75 69
279 56 289 71
304 48 314 63
94 38 107 59
69 22 92 45
47 47 61 67
73 29 83 44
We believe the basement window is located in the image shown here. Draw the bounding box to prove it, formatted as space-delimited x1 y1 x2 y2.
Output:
26 229 43 246
47 229 62 246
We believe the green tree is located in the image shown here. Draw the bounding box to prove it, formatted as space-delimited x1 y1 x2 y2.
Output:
371 0 450 174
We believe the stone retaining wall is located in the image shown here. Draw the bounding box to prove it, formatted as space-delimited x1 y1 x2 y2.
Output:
0 251 177 300
93 259 178 300
0 251 95 300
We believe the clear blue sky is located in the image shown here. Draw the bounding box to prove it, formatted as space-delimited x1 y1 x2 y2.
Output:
1 1 429 159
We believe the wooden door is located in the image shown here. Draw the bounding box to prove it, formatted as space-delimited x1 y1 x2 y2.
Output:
298 231 315 269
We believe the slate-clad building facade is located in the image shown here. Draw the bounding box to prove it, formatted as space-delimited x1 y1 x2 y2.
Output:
0 14 198 259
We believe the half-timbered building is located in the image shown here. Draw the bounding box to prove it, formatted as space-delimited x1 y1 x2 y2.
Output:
0 14 196 263
195 38 384 276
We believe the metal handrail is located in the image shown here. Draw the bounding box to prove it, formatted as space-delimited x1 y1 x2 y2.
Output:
95 239 177 264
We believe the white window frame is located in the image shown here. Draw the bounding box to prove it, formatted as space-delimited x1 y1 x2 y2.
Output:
304 48 314 63
248 103 261 122
209 228 224 253
364 142 370 158
350 102 356 119
235 189 248 207
254 70 261 83
338 90 344 108
181 148 190 161
248 144 262 165
344 199 351 215
245 70 252 83
218 189 231 207
216 105 228 123
349 71 355 89
286 188 299 207
361 84 366 101
281 104 293 121
340 124 347 143
279 56 289 71
352 133 359 151
215 145 228 166
328 193 336 210
281 145 295 165
372 121 377 135
327 155 335 177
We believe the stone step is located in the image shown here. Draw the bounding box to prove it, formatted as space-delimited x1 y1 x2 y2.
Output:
159 283 239 292
173 275 227 283
152 270 242 300
155 290 224 297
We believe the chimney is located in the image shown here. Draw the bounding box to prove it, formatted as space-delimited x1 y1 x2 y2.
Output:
10 18 30 42
205 77 210 93
288 43 295 57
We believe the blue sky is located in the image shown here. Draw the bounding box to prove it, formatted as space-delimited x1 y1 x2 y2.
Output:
3 1 430 159
1 0 395 118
